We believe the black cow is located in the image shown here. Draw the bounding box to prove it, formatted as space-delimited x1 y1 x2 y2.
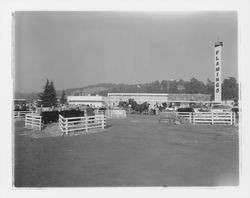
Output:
59 110 85 122
177 107 194 112
41 110 85 124
41 111 60 124
59 110 85 118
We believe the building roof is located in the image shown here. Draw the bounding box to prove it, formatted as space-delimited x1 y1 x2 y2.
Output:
108 93 210 96
108 93 169 96
67 95 104 102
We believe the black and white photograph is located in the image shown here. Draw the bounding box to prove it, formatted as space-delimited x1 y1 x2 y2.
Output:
1 0 250 197
13 11 239 187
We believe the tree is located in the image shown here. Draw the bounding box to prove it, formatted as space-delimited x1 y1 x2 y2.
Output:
168 80 178 93
144 81 161 93
38 79 50 107
161 80 169 93
49 81 57 107
160 80 178 93
205 79 214 100
60 90 67 105
222 77 239 100
185 77 206 94
39 79 57 107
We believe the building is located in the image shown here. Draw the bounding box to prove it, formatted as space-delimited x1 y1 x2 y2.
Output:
106 93 167 106
66 93 211 108
67 95 105 107
106 93 211 107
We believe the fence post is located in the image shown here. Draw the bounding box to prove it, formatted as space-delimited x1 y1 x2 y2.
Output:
189 113 192 124
193 113 195 124
25 114 27 127
85 116 88 132
58 115 60 130
59 115 61 131
234 112 236 125
39 116 42 130
230 112 233 125
31 115 34 129
211 112 214 125
102 115 105 129
66 118 68 135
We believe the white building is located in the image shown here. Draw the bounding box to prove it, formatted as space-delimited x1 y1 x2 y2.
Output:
67 95 105 107
67 93 211 108
106 93 211 107
106 93 169 107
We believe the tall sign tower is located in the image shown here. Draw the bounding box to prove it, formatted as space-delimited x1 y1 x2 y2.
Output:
214 41 223 103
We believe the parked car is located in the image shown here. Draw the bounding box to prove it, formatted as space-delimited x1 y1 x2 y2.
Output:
192 104 210 113
165 107 176 112
210 104 232 113
197 106 210 112
232 104 239 113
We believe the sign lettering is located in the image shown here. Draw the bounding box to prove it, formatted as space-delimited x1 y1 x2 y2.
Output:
214 42 222 102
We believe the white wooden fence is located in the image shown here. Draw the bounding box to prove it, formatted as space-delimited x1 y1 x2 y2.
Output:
59 114 106 135
193 112 235 125
105 110 126 119
158 112 236 125
14 111 34 119
25 114 42 130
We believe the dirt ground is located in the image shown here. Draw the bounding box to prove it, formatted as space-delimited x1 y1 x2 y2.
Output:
14 114 239 187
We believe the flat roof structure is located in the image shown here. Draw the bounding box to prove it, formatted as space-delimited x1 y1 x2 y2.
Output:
106 93 211 107
108 93 169 96
67 96 105 107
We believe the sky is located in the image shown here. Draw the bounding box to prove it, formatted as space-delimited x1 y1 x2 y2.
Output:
14 11 238 93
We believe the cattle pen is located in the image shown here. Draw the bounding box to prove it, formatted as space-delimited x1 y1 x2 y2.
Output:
59 114 106 135
158 111 237 125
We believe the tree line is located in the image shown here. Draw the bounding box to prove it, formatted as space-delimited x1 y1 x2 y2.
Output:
38 77 239 107
98 77 239 101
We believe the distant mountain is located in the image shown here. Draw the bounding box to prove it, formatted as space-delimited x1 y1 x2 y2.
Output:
56 83 116 96
14 83 117 101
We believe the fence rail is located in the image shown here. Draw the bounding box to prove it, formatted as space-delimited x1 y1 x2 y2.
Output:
25 114 42 130
158 112 236 125
14 111 34 119
59 114 106 135
105 110 126 119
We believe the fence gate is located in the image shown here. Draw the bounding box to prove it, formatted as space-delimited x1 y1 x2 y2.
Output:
105 110 126 119
193 112 234 125
25 114 42 130
59 114 106 135
14 111 34 119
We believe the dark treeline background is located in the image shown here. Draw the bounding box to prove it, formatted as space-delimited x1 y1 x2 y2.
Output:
15 77 239 102
95 77 239 101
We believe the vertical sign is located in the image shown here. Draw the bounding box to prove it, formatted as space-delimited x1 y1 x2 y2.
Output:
214 41 223 102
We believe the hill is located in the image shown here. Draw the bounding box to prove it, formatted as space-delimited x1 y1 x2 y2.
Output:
13 77 239 102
